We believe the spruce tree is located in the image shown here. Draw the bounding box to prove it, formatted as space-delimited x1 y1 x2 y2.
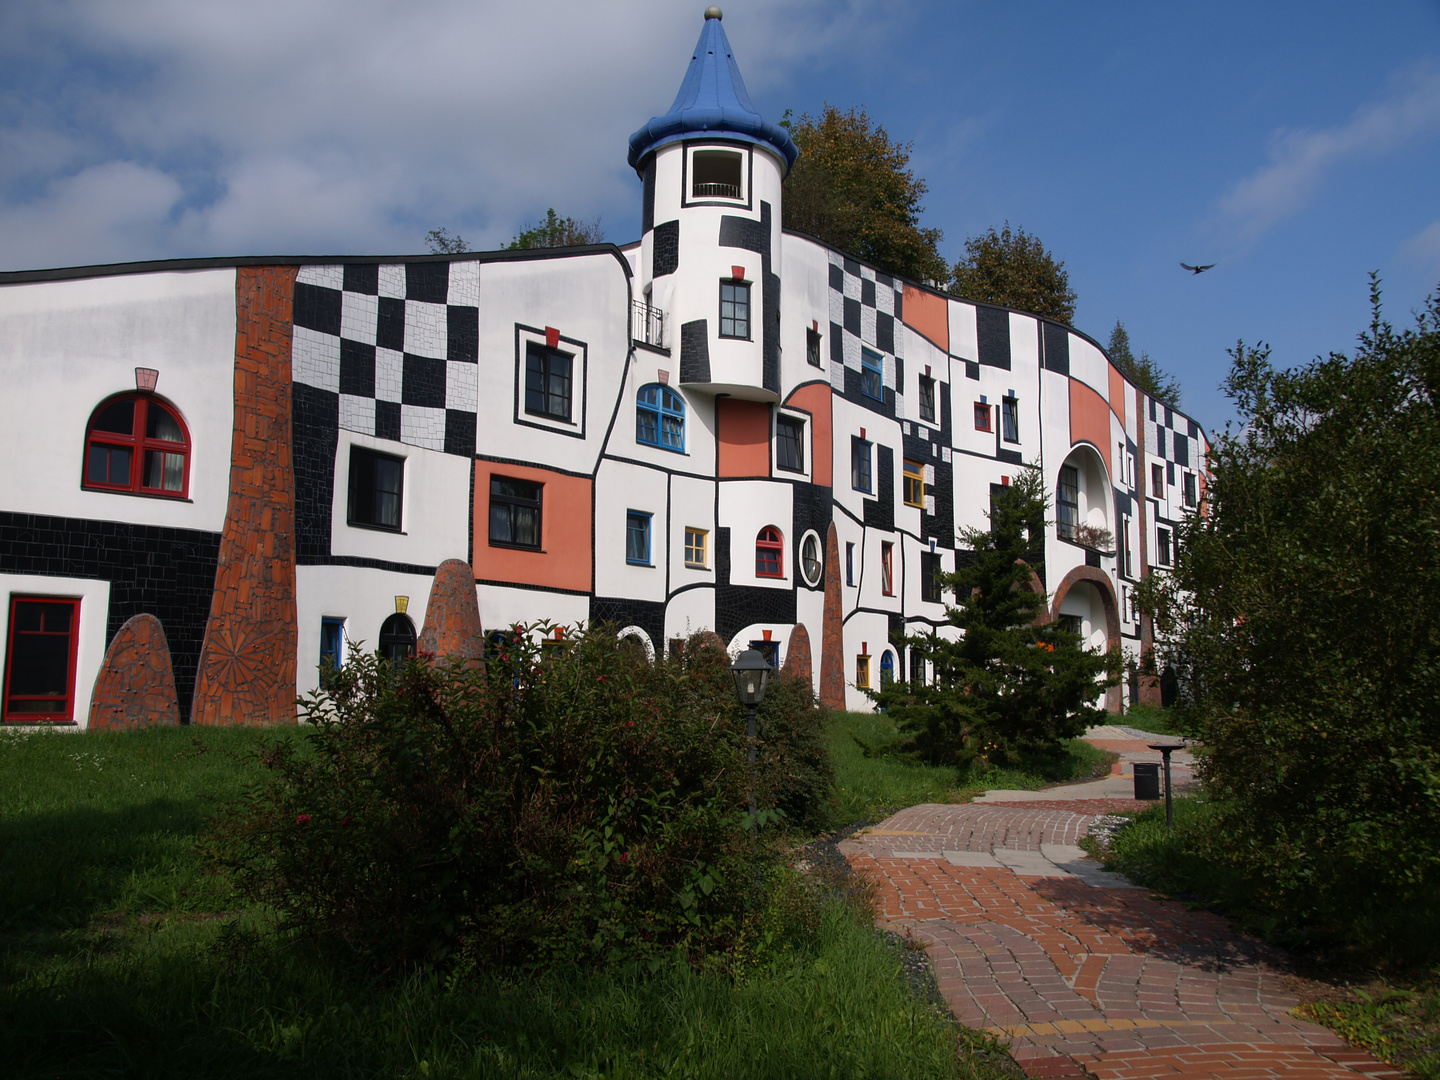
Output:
875 467 1118 766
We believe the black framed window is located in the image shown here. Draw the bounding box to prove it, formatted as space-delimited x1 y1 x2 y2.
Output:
378 613 416 666
1057 465 1079 541
348 447 404 531
719 281 750 339
1183 472 1197 508
1156 526 1172 567
851 437 872 493
918 376 936 423
921 552 942 603
1002 396 1019 442
776 415 805 473
525 342 573 421
861 348 883 400
807 328 822 367
845 542 855 586
489 475 542 549
1152 462 1165 495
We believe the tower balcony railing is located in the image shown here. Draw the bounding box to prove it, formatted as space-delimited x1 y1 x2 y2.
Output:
632 299 666 350
693 181 741 199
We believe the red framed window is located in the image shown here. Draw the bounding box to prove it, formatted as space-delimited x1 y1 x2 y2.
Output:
83 394 191 498
3 597 81 721
755 526 784 578
974 403 992 431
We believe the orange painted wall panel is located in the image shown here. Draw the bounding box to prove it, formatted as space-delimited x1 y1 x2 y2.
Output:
901 284 948 351
717 398 772 478
1069 378 1113 476
473 461 592 593
1108 362 1127 423
783 381 833 488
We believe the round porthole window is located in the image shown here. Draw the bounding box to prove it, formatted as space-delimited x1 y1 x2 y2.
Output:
799 530 823 587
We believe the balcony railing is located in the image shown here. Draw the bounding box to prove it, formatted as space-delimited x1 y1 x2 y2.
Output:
693 181 741 199
632 299 666 349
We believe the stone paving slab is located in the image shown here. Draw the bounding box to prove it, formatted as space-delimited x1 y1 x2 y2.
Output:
844 800 1396 1080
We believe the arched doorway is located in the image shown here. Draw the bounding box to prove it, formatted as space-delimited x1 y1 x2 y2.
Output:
378 613 416 665
1049 565 1122 713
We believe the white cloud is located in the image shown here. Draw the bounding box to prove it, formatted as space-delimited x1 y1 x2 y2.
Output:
0 0 893 270
1399 219 1440 271
1218 68 1440 243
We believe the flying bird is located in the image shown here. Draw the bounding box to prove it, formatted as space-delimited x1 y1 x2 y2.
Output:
1180 262 1215 274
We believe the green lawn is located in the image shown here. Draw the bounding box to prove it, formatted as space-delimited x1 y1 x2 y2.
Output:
0 725 1013 1079
826 710 1110 825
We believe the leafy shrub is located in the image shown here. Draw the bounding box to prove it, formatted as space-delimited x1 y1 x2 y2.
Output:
210 626 833 974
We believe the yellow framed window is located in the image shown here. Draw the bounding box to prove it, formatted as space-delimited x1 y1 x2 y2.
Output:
903 459 924 507
684 527 708 567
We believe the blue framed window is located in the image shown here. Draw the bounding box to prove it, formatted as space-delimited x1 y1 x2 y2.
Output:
861 348 884 400
319 617 346 681
851 437 872 493
626 511 652 565
636 384 685 452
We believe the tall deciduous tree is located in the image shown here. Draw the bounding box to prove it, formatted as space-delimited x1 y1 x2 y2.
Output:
507 209 605 250
875 467 1118 766
949 223 1077 324
1139 277 1440 956
1107 321 1182 408
781 105 948 285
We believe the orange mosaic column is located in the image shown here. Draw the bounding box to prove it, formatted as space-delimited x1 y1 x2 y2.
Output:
191 265 300 726
782 621 812 686
417 559 484 665
819 522 846 710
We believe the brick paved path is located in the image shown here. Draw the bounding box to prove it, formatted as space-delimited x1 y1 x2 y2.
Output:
841 802 1399 1079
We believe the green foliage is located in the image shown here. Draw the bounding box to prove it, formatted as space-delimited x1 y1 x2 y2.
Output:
781 105 949 284
874 467 1119 766
1119 702 1187 737
507 208 605 250
425 227 468 254
1299 987 1440 1079
949 222 1077 323
210 627 832 973
1106 320 1181 408
1137 276 1440 961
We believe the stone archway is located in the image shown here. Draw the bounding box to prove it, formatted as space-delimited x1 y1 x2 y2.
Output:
1049 565 1122 713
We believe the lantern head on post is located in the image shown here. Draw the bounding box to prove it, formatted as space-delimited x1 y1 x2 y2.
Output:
731 648 772 707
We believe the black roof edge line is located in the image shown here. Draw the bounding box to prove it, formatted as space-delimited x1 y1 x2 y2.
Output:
778 225 1208 443
0 242 634 287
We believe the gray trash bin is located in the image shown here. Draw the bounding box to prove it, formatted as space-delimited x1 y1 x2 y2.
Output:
1133 762 1161 800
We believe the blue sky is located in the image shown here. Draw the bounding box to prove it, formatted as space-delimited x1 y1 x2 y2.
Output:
2 1 1437 434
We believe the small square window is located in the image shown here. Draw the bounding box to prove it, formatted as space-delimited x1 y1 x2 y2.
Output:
918 376 936 423
880 542 894 596
348 447 404 531
974 403 992 432
626 511 652 565
719 281 750 339
1151 463 1165 495
903 459 924 508
1002 396 1019 443
807 328 822 368
684 527 708 568
861 348 883 401
489 475 542 549
525 342 574 421
855 654 871 690
851 437 872 493
776 415 805 473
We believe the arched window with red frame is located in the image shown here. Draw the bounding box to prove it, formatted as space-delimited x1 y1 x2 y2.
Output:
755 526 784 578
83 393 191 498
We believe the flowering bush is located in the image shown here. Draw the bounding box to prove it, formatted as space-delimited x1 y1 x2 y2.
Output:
211 626 831 973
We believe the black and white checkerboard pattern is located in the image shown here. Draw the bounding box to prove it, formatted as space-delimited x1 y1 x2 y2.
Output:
291 262 479 457
1146 399 1201 469
826 251 904 403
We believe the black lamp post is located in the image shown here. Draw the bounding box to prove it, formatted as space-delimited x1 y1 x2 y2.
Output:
731 648 773 833
1147 743 1186 829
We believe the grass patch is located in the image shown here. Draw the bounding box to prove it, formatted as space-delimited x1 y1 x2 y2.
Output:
1117 704 1186 737
1297 986 1440 1079
0 725 1014 1079
827 711 1111 824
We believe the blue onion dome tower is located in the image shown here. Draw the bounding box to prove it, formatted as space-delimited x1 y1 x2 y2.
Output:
628 7 798 401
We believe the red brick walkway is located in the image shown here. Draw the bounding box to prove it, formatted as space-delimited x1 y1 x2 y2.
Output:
841 802 1399 1079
